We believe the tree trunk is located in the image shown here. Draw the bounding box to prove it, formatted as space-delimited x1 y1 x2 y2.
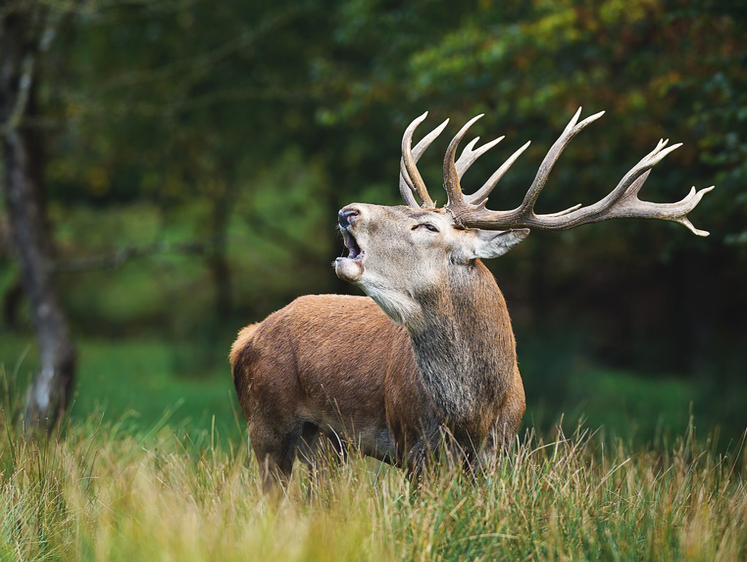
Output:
1 9 77 430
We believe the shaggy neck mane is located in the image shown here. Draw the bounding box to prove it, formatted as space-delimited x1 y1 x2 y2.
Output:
407 260 517 430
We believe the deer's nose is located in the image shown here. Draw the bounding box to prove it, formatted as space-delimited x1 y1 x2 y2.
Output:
338 208 360 228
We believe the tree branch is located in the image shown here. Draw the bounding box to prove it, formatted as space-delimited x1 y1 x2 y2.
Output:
0 0 81 135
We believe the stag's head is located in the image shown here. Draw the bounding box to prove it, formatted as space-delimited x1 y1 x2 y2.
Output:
335 203 527 325
335 109 713 326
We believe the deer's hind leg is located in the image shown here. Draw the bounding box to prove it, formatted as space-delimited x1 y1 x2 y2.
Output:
249 419 304 495
297 423 351 492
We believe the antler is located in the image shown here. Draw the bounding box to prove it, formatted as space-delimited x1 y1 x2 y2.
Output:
400 112 449 208
401 108 714 236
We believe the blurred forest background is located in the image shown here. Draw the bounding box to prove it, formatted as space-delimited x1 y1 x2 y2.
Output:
0 0 745 444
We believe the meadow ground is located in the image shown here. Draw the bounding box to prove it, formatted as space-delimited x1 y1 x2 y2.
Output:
1 410 745 561
1 338 746 560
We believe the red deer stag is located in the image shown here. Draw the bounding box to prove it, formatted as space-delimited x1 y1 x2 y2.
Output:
231 108 712 492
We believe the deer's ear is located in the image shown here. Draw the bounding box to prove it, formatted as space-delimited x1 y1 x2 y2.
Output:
469 228 529 259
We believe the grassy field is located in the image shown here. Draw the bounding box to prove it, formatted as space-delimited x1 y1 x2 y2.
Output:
1 337 746 560
1 406 745 560
0 335 243 444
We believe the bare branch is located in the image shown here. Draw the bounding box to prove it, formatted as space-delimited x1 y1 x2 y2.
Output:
0 53 35 135
0 0 81 134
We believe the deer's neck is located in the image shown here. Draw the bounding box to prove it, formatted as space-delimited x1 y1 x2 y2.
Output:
407 261 517 426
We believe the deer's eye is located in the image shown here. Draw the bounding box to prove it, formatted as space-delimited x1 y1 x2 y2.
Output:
412 223 439 233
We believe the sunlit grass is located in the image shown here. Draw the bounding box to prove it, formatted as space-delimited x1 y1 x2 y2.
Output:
1 373 745 562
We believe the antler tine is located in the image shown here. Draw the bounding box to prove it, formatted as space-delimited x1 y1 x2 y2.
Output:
399 116 449 207
401 112 446 209
586 166 714 237
591 139 681 212
669 186 714 236
414 118 450 160
443 114 484 207
455 135 504 179
518 107 606 215
465 140 532 206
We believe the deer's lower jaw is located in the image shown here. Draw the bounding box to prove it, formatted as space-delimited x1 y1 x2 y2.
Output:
335 256 364 282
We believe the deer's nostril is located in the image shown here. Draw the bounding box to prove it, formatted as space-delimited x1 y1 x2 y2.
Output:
338 209 360 228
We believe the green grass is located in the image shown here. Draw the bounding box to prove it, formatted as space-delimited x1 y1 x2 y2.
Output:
0 335 242 443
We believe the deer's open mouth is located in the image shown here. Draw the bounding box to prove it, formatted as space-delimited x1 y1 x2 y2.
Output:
341 228 363 261
335 228 365 283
